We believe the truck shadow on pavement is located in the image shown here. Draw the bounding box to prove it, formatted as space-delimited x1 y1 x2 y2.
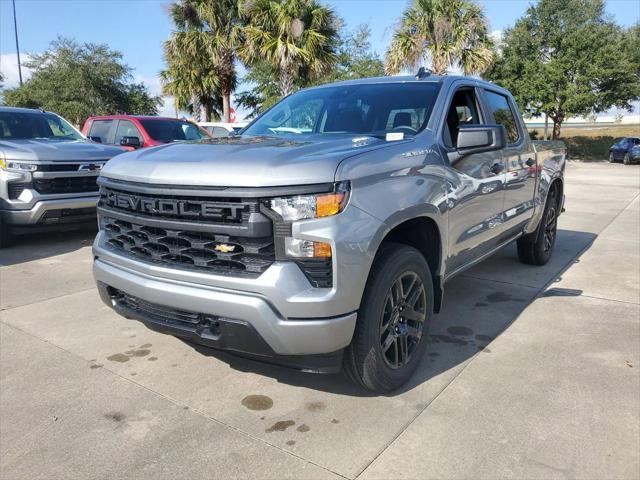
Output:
185 228 597 397
0 226 97 267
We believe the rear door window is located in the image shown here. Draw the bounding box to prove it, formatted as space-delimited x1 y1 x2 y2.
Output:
484 90 521 145
88 120 115 144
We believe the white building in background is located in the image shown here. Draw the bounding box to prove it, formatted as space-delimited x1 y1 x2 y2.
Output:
524 115 640 127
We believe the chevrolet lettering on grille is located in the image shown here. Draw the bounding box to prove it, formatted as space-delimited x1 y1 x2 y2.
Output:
103 191 244 221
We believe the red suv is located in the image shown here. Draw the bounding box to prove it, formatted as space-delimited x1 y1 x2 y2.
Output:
81 115 210 150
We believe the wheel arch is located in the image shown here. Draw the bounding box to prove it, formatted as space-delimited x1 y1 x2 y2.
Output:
371 215 445 313
550 177 564 211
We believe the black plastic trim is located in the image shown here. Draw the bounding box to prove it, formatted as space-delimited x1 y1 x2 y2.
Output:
98 205 271 237
103 285 343 373
98 177 335 198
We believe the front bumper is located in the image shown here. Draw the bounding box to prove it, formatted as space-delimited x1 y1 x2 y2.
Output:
0 196 98 228
92 200 384 369
94 257 357 360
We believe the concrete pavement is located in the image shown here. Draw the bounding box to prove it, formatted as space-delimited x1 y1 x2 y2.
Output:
1 162 638 479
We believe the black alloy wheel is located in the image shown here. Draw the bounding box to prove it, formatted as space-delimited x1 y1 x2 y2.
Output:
379 272 427 369
344 243 434 393
543 201 557 253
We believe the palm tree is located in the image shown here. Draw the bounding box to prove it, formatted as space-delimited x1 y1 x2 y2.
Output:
239 0 339 97
161 29 222 121
385 0 494 76
162 0 240 122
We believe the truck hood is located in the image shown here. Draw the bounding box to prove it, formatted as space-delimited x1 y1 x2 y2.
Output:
101 134 400 187
0 139 125 162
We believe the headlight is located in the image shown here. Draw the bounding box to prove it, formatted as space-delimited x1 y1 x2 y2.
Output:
265 182 350 260
266 182 350 221
0 158 38 172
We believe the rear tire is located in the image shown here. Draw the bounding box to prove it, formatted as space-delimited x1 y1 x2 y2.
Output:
608 152 615 163
517 189 558 266
623 153 631 165
344 243 433 393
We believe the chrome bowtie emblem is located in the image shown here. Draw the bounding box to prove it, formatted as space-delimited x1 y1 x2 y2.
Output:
214 244 235 253
79 163 102 172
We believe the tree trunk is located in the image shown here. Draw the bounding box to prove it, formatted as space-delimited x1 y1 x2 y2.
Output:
552 119 562 139
204 100 213 122
431 53 448 76
278 70 295 97
222 92 231 123
543 114 549 141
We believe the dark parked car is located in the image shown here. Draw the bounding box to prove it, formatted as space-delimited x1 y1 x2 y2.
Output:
608 137 640 165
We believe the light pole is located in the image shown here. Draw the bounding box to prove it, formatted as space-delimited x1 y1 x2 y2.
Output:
12 0 23 86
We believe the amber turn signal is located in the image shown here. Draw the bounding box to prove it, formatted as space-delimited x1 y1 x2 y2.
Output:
316 192 347 218
313 242 332 258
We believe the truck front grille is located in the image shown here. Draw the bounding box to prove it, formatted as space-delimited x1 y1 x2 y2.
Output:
101 216 274 276
34 176 99 194
98 183 275 277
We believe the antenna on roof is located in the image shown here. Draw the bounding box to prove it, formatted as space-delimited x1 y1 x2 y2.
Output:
415 67 431 79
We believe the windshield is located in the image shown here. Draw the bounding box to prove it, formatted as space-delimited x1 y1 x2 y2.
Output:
243 82 441 138
139 119 208 143
0 111 83 141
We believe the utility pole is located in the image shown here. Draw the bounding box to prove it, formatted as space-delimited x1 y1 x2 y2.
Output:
12 0 23 86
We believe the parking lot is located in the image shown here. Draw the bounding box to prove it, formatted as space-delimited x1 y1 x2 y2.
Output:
0 161 638 479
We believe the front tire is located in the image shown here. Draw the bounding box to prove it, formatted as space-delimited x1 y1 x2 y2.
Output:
517 189 558 266
344 243 433 393
0 217 13 249
608 152 615 163
623 153 631 165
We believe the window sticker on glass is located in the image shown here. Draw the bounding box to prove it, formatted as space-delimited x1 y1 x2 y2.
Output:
386 132 405 141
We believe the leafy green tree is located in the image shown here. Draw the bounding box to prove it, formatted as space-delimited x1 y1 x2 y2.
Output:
235 61 283 118
161 27 223 121
487 0 640 139
239 0 339 97
2 38 160 126
162 0 240 122
385 0 494 76
236 23 383 117
317 24 385 84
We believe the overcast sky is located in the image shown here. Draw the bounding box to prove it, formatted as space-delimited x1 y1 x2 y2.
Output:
1 0 639 118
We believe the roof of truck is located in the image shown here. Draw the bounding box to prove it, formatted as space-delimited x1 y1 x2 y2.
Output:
85 115 185 121
312 74 510 95
0 106 50 114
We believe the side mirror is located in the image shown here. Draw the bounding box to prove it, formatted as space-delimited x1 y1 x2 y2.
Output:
120 136 142 148
451 124 506 162
89 136 102 143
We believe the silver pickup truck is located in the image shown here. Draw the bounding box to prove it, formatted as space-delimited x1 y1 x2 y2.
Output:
0 107 124 246
93 74 565 392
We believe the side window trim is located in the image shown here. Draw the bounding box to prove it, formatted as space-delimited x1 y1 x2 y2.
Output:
482 88 524 148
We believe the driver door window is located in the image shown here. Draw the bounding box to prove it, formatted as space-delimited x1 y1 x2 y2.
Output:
444 89 482 148
114 120 142 146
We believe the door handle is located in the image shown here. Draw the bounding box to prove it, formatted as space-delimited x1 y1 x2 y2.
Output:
490 163 504 175
525 158 535 167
